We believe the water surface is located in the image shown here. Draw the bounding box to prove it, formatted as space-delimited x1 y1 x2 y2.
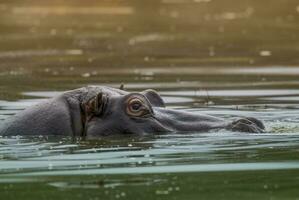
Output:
1 0 299 199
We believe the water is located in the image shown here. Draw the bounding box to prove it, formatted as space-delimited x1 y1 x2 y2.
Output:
1 0 299 199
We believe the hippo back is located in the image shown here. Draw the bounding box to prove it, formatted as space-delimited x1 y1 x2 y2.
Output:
0 97 74 136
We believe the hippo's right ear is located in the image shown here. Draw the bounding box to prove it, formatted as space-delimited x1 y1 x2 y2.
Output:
81 92 106 117
141 89 165 107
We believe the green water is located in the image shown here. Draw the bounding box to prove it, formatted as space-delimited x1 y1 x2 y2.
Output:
1 0 299 199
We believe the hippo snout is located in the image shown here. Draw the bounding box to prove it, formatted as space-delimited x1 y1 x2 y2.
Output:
227 117 265 133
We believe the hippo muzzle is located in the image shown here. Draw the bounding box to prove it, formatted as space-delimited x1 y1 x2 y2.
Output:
0 86 265 137
147 108 265 134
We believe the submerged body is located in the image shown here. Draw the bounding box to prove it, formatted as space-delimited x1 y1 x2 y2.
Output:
0 86 265 137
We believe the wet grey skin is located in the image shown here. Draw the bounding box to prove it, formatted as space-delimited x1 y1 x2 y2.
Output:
0 86 265 137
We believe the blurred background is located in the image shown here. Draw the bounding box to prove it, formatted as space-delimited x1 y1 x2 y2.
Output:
0 0 299 103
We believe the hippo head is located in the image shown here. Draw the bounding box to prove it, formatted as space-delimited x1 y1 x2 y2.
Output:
79 87 265 137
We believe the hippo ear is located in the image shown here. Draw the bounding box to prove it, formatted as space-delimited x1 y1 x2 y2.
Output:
141 89 165 107
119 83 125 90
82 92 106 116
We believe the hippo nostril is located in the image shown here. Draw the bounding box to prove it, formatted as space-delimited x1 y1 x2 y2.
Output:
229 117 265 133
243 117 265 130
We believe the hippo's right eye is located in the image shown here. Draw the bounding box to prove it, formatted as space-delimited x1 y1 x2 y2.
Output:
126 98 151 117
131 101 142 111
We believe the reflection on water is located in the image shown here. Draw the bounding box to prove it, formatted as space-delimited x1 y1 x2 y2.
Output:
1 0 299 199
1 132 299 199
2 134 299 175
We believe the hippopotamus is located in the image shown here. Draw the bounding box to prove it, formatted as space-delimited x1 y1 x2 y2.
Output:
0 86 265 137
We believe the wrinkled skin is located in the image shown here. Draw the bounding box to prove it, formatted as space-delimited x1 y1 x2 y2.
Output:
0 86 265 137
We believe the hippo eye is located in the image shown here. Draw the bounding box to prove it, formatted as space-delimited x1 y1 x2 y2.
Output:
131 102 142 111
127 98 150 117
